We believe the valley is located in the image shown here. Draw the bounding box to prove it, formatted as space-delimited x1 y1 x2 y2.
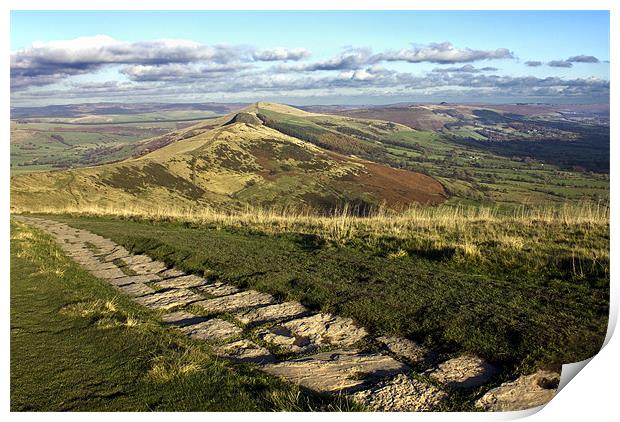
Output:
10 101 609 212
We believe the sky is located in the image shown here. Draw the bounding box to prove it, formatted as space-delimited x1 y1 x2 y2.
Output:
10 10 610 106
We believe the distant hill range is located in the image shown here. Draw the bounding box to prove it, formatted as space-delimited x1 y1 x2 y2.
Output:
11 102 249 119
11 101 609 212
11 102 448 213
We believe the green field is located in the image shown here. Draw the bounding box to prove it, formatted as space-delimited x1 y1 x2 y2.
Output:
10 114 220 174
37 210 609 376
10 220 357 411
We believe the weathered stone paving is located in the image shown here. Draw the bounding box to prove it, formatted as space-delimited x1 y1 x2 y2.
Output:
195 290 276 313
178 318 242 342
134 288 203 310
475 369 560 411
263 350 409 393
12 215 562 412
213 339 276 364
352 373 448 411
235 301 309 326
155 274 208 289
258 313 369 353
426 355 500 390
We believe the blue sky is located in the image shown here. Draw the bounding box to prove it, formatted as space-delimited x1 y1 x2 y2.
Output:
10 10 610 105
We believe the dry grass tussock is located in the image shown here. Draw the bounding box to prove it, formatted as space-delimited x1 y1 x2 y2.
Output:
15 201 609 244
59 299 144 329
147 347 205 382
11 221 70 277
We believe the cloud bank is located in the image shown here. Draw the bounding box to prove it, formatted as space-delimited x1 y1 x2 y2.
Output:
10 36 608 104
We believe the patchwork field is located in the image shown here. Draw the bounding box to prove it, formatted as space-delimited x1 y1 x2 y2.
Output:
10 117 220 174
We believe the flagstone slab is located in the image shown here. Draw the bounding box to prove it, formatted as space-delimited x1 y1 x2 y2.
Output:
73 256 107 268
117 283 155 297
475 370 560 411
155 274 207 289
134 288 203 310
262 350 409 394
259 313 368 353
101 248 132 262
90 267 127 280
178 318 242 342
213 339 275 363
127 260 168 275
426 355 500 390
81 262 123 273
351 373 448 411
67 250 91 258
194 290 276 313
121 254 153 266
161 310 208 327
108 274 161 286
196 282 241 297
158 268 186 279
235 301 310 326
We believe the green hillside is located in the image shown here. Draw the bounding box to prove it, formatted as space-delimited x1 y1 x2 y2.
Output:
10 103 447 214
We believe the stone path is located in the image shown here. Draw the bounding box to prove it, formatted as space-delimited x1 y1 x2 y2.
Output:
13 216 561 412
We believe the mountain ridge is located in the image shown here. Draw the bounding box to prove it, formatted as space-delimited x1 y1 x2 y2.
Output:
11 102 448 213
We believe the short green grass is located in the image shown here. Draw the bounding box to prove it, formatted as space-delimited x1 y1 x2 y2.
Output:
42 213 609 376
10 114 208 174
10 220 359 411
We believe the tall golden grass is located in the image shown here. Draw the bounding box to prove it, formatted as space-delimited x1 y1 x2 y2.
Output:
13 201 609 244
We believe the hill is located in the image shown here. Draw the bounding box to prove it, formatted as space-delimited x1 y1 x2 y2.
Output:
10 103 447 213
333 103 610 173
11 101 609 210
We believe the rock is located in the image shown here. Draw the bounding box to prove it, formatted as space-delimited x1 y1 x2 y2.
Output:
426 355 499 389
134 288 203 310
258 325 314 353
101 247 132 262
235 301 309 326
259 313 368 353
127 260 168 275
63 247 93 257
155 274 207 289
377 336 437 365
161 310 208 327
262 350 409 394
194 290 276 313
90 267 127 280
158 268 186 279
75 257 112 268
197 282 241 297
116 283 155 297
121 254 153 266
178 318 242 342
108 274 161 286
352 373 448 411
213 339 275 363
475 370 560 411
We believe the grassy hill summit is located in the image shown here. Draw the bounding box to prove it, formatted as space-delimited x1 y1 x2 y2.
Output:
11 102 448 213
